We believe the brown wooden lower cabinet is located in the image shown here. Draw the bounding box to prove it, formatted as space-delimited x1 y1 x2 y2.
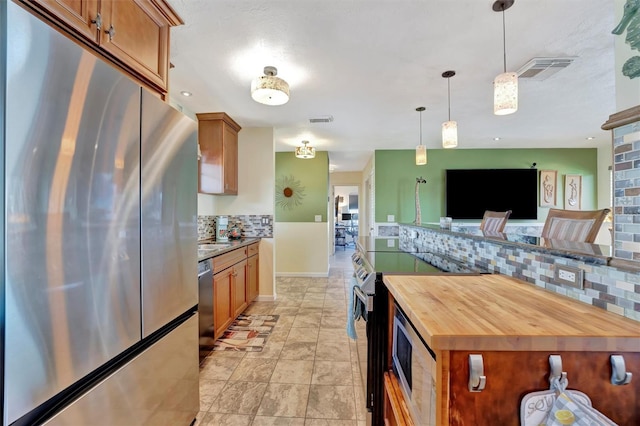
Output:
213 267 232 339
247 252 259 303
231 259 247 318
211 242 260 340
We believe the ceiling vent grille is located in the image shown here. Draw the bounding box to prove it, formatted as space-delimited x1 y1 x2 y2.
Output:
516 57 576 80
309 115 334 123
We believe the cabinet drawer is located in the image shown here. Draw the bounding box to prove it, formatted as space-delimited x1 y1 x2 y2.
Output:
213 247 247 274
248 242 259 257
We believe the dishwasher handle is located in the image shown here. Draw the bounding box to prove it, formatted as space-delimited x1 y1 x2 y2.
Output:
198 260 212 277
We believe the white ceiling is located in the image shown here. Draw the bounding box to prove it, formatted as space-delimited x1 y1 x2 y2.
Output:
167 0 616 172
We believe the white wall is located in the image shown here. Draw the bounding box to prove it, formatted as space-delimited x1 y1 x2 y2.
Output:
197 127 276 297
214 127 275 215
275 223 329 277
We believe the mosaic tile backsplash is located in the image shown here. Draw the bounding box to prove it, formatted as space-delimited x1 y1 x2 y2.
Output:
198 215 273 241
400 224 640 322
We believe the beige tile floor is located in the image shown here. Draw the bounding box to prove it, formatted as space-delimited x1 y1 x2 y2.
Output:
195 248 368 426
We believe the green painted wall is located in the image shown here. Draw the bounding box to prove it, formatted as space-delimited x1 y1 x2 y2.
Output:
375 148 598 224
275 151 329 222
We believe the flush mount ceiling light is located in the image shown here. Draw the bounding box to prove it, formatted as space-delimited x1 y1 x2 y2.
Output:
493 0 517 116
295 141 315 159
415 107 427 165
441 70 458 149
251 66 290 106
180 91 192 97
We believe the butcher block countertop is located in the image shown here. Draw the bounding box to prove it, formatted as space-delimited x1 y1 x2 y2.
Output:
383 274 640 352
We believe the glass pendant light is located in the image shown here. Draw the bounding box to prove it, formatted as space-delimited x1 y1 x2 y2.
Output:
442 70 458 148
493 0 517 116
251 66 290 106
295 141 315 159
416 107 427 165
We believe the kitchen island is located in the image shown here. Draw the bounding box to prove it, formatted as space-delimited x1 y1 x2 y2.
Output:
382 273 640 425
399 223 640 323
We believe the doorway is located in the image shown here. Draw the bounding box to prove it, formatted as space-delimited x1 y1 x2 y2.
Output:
334 185 358 250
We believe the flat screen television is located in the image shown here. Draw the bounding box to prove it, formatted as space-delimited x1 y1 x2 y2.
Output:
445 168 538 220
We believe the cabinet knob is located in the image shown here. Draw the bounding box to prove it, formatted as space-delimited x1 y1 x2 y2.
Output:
91 13 102 30
105 25 116 41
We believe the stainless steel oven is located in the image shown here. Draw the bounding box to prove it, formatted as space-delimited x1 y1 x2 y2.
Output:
351 237 487 426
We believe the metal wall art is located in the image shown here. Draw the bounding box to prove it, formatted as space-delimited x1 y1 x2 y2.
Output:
540 170 558 207
612 0 640 79
275 174 306 210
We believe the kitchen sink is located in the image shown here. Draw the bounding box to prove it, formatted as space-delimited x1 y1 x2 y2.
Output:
198 243 230 250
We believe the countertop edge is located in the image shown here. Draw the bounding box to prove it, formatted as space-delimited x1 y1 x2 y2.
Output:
384 274 640 353
197 238 260 262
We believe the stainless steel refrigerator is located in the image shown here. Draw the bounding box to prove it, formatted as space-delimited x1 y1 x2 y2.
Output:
2 2 199 424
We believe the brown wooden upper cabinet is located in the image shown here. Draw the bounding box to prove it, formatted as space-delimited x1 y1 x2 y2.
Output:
197 113 242 195
19 0 182 94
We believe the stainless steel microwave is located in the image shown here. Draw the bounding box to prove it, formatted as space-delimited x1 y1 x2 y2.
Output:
392 303 437 425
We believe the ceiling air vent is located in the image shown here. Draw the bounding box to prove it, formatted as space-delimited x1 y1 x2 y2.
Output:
516 57 576 80
309 115 334 123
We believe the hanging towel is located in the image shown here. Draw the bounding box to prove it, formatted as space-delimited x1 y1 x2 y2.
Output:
346 275 358 340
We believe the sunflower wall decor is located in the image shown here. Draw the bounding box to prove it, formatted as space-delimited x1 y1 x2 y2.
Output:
276 174 306 210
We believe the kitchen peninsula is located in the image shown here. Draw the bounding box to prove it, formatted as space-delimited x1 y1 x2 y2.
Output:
399 223 640 323
382 273 640 425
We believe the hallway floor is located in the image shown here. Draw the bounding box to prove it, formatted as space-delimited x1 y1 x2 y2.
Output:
195 248 367 425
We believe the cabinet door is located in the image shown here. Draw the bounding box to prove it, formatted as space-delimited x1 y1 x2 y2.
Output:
232 260 247 317
213 268 233 339
100 0 170 92
196 113 241 195
222 124 238 194
247 255 259 303
23 0 100 40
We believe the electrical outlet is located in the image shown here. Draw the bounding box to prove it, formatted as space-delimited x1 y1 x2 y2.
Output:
387 239 396 248
261 217 270 225
558 269 575 282
387 215 395 222
554 264 584 289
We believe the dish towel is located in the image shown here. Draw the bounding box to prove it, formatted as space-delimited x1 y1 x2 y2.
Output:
346 275 358 340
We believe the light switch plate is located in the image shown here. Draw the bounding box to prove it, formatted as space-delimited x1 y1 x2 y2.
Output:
387 215 395 222
387 239 396 248
315 215 322 222
554 264 584 289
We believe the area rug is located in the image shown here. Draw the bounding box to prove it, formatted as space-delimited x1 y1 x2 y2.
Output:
212 314 279 352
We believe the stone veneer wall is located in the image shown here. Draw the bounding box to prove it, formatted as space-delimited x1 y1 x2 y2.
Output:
613 121 640 261
400 224 640 322
197 215 273 241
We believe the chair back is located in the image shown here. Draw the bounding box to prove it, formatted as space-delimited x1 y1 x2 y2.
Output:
541 208 611 243
479 210 512 233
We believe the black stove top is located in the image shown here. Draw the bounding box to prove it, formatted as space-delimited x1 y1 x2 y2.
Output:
352 237 486 294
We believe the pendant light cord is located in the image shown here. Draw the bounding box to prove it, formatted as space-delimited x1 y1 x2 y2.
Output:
502 8 507 73
419 109 422 143
447 77 451 121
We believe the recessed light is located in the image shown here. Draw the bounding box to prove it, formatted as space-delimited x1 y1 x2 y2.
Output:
586 136 595 140
180 91 192 97
493 137 501 141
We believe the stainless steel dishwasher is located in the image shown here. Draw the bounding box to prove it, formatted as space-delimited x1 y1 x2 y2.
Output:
198 258 214 362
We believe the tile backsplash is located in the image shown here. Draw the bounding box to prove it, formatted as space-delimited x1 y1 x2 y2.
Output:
198 215 273 241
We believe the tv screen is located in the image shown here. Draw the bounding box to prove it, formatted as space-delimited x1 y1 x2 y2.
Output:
445 169 538 220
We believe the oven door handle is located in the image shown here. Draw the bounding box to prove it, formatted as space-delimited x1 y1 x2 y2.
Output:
353 285 373 312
